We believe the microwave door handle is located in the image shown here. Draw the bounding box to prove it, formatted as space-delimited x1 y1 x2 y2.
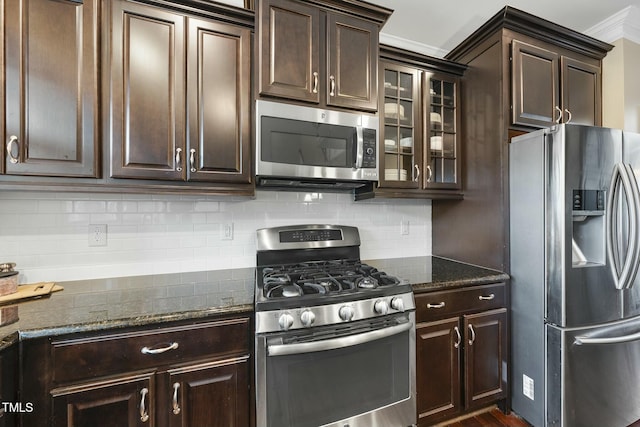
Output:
267 321 412 357
354 126 364 169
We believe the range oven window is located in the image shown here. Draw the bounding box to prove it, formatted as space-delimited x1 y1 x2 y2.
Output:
260 117 356 168
265 326 410 427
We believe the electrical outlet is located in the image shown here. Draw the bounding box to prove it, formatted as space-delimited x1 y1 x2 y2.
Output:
523 374 535 400
400 220 410 235
88 224 107 247
221 222 234 240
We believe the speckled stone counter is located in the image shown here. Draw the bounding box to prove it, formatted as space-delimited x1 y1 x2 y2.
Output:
366 256 509 292
0 256 507 350
0 267 255 349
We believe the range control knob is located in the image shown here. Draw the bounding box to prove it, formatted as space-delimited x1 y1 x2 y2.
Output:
339 305 355 321
390 297 405 312
278 313 295 331
374 299 389 315
300 310 316 327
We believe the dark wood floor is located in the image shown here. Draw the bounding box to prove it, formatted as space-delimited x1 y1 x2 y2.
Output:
438 408 531 427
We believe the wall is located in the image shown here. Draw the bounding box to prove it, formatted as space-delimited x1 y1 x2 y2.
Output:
602 38 640 132
0 190 431 284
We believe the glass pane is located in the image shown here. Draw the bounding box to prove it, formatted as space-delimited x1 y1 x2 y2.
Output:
443 159 456 183
384 153 398 177
430 132 443 154
443 81 455 107
443 107 455 132
430 79 442 104
443 133 455 157
399 100 412 126
384 70 398 97
384 126 398 152
430 106 442 131
400 155 413 182
399 128 413 154
384 97 401 123
399 72 413 96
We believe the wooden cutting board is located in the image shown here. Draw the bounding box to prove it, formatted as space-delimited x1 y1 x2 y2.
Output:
0 282 63 305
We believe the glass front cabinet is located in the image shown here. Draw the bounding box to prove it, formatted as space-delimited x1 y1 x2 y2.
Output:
377 49 464 198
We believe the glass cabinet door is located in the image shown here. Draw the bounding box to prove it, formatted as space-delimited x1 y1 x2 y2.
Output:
380 64 421 189
426 74 460 189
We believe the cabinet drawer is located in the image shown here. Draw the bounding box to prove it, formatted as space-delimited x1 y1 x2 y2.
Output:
416 283 505 322
51 317 249 385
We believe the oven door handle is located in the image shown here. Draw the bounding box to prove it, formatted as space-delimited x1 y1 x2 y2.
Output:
267 321 412 357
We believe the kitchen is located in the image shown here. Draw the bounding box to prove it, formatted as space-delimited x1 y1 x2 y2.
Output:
1 0 640 426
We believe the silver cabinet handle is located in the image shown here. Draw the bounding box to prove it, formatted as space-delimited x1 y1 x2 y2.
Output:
141 342 179 355
555 106 563 123
453 326 461 349
426 165 433 183
329 75 336 96
172 382 181 415
565 109 572 124
312 71 319 94
189 148 196 173
175 148 183 172
468 324 476 345
6 135 19 164
479 293 495 301
414 164 420 182
140 388 150 422
426 302 445 309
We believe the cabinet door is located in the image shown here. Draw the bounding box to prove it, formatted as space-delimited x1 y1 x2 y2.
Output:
186 19 251 184
109 0 186 180
561 56 601 126
511 40 559 128
168 357 250 427
426 73 461 190
258 0 320 103
327 13 378 111
416 317 461 426
3 0 98 177
380 63 421 189
52 374 153 427
463 308 507 410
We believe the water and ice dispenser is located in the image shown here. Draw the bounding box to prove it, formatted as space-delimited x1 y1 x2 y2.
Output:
572 189 606 266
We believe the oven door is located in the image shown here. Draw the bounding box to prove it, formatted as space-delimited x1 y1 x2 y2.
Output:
255 312 416 427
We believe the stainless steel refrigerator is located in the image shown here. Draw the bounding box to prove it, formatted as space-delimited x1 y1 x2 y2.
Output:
510 124 640 427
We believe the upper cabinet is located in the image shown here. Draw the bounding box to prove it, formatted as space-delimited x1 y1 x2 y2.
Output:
106 0 252 187
432 6 613 271
2 0 99 177
512 39 602 128
377 46 466 199
257 0 391 112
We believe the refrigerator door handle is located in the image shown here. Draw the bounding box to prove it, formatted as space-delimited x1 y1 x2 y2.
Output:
606 163 640 290
575 330 640 346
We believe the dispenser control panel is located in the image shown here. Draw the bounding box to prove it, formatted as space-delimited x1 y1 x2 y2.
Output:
572 190 605 211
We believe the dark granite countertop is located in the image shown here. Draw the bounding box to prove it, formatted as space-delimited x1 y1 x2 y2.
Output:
0 256 507 350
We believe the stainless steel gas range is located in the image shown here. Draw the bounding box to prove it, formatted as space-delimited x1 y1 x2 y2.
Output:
254 224 416 427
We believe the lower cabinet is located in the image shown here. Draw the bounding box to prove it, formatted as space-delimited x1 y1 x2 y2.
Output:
21 316 252 427
415 284 508 426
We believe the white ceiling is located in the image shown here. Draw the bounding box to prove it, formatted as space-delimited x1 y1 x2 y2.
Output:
371 1 640 57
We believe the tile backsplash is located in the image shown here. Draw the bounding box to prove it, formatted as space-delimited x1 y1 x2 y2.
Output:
0 190 431 284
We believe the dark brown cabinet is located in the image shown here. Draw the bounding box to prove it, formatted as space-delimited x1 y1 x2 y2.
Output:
433 6 612 271
512 39 602 128
2 0 99 177
21 316 252 427
377 46 466 199
107 0 252 185
415 284 507 426
257 0 389 112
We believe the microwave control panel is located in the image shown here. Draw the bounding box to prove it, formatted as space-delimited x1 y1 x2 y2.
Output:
361 129 377 169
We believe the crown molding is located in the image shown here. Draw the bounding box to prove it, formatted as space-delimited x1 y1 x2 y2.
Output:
379 32 448 58
585 5 640 45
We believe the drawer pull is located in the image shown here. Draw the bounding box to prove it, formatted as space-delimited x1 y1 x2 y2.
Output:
141 342 179 355
426 302 445 309
479 293 495 301
172 382 181 415
140 388 150 422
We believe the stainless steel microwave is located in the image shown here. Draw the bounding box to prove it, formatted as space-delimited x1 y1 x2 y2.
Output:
255 100 379 188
